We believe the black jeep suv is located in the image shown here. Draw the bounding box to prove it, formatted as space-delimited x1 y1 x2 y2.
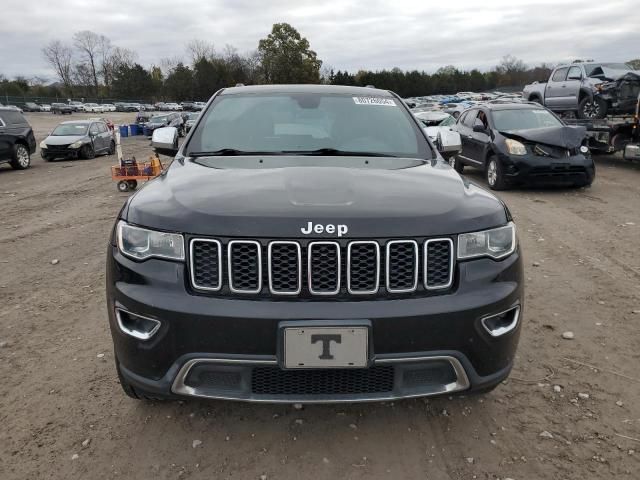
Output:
0 107 36 170
107 85 523 403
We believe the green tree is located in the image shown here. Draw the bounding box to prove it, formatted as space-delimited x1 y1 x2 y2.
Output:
258 23 322 84
164 63 194 101
111 63 154 100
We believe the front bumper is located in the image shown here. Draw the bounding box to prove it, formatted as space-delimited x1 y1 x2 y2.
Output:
40 146 82 159
500 152 595 186
107 244 523 402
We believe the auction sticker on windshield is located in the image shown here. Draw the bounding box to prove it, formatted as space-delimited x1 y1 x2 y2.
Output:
353 97 396 106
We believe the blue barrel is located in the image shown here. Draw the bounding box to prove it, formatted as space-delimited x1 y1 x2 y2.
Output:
119 125 129 138
129 124 140 136
143 126 150 136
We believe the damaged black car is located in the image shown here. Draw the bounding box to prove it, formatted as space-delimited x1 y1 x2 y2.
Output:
451 103 594 190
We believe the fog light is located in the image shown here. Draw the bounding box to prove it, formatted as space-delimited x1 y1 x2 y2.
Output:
481 306 520 337
115 308 161 340
580 145 589 154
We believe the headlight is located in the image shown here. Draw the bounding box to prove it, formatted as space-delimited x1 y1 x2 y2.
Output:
458 222 517 260
39 141 48 149
505 139 527 156
69 140 84 149
580 145 589 154
117 221 185 261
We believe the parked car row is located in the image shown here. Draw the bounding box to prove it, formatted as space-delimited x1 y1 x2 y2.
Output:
0 105 119 171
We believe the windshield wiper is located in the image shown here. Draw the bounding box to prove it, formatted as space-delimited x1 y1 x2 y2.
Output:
283 148 397 157
188 149 284 157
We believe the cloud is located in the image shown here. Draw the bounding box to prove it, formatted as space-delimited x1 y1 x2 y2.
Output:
1 0 638 80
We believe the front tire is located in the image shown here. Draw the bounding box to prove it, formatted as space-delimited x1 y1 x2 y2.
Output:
486 156 508 190
117 181 129 192
108 140 116 155
10 144 31 170
578 96 607 119
80 144 95 160
449 155 464 173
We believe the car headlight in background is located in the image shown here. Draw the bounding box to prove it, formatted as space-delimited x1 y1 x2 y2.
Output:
505 139 527 156
69 140 84 149
580 145 590 154
39 141 48 149
117 221 185 261
458 222 516 260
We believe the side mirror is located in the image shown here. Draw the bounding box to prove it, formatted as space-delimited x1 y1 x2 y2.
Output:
437 131 462 158
472 120 487 133
151 126 179 155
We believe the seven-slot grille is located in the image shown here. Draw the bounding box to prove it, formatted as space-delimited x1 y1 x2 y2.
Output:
190 238 454 297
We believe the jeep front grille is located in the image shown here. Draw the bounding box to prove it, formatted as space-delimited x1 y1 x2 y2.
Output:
189 237 454 299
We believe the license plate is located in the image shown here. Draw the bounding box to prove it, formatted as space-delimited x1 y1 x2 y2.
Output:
283 326 368 369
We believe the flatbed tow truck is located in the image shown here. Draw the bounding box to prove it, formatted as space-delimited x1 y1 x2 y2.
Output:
564 92 640 160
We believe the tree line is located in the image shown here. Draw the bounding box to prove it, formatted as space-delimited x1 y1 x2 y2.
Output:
2 23 639 102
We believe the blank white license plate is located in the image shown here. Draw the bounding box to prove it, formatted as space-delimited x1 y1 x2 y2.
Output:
283 326 368 369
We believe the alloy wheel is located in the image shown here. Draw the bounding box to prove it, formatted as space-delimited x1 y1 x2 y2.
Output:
17 146 30 167
487 160 497 186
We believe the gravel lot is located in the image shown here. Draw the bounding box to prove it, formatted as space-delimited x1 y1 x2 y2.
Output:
1 112 639 479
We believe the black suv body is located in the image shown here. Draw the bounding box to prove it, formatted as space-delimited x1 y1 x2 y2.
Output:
0 107 36 170
107 85 523 403
452 103 595 190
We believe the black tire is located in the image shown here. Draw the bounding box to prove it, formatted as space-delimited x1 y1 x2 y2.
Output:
9 144 31 170
529 96 542 105
486 155 508 190
452 111 460 119
577 96 608 119
449 155 464 173
108 140 116 155
80 144 95 160
127 180 138 190
117 181 129 192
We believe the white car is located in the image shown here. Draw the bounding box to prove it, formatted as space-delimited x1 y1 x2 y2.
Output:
164 103 183 111
83 103 104 113
101 104 116 112
40 104 52 112
414 111 461 158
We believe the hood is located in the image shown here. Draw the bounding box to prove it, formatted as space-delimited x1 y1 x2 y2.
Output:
499 126 586 149
124 157 508 238
44 134 87 145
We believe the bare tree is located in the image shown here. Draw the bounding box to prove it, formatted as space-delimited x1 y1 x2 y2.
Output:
186 39 216 64
98 35 113 88
159 55 184 76
73 30 101 93
42 40 74 94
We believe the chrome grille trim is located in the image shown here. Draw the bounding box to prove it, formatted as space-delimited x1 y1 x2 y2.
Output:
424 238 455 290
385 240 419 293
267 241 302 295
347 241 380 295
189 238 222 292
307 241 341 296
227 240 262 294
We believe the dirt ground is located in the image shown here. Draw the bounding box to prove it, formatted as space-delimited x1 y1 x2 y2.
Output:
1 111 639 480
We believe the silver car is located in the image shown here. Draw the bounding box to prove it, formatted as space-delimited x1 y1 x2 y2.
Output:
40 120 115 161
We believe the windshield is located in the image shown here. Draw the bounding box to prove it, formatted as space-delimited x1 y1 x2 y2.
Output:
51 123 88 136
150 115 168 123
493 108 563 131
186 93 429 158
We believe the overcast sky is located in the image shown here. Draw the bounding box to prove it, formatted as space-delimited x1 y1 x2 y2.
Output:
1 0 639 80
